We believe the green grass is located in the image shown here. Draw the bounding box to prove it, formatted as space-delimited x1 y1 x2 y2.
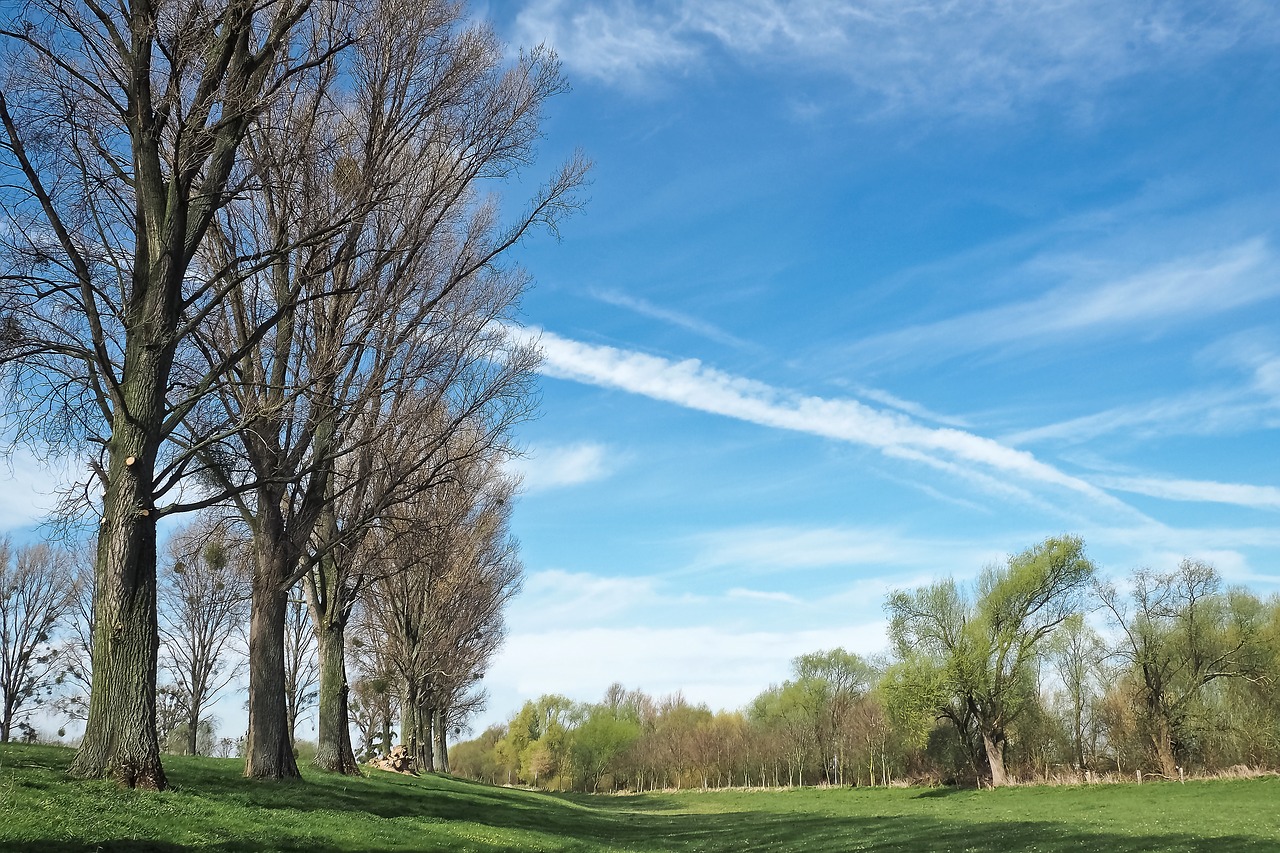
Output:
2 744 1277 852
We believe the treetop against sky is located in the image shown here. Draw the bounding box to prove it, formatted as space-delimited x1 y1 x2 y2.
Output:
4 0 1280 733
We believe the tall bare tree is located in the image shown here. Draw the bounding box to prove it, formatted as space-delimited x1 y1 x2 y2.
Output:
0 539 73 741
191 0 581 779
0 0 334 787
53 544 96 724
283 582 319 746
363 448 522 773
158 520 250 756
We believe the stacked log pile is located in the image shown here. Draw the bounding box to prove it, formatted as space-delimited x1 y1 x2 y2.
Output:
366 745 417 774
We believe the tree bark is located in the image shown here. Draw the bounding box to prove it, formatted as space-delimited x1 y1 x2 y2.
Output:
419 700 435 772
433 705 449 773
244 534 301 780
1153 717 1179 778
312 614 359 774
68 380 167 790
982 727 1010 788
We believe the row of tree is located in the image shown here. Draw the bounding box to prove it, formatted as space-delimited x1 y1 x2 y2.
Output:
451 537 1280 790
0 459 520 763
0 0 580 788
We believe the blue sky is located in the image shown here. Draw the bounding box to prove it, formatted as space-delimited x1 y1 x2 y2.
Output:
476 0 1280 726
5 0 1280 738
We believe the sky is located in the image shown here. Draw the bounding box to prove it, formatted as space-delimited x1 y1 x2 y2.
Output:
5 0 1280 740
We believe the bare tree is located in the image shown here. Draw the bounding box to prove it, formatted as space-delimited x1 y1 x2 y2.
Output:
53 543 95 724
158 521 250 756
284 583 319 746
190 0 581 780
0 539 73 741
0 0 335 788
363 448 522 773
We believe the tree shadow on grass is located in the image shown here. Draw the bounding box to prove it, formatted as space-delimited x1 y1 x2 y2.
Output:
9 814 1278 853
5 746 1277 853
913 785 968 799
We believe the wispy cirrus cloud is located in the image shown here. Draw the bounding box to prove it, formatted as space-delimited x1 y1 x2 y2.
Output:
1007 329 1280 446
589 288 752 349
689 525 995 574
512 0 1280 113
515 326 1140 518
1094 475 1280 512
848 385 971 428
726 587 801 605
508 442 617 492
854 238 1279 365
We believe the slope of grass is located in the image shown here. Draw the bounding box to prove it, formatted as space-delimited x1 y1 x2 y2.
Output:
2 743 1278 852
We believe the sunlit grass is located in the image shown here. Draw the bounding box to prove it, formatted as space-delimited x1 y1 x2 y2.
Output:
2 743 1277 852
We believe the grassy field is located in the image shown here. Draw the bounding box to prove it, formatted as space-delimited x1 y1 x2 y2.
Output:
1 744 1277 852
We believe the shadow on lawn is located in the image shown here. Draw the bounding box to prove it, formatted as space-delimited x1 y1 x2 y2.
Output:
4 746 1275 853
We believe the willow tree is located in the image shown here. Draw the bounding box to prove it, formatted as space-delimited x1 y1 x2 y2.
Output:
886 535 1096 787
0 0 332 788
1097 560 1264 778
193 0 581 779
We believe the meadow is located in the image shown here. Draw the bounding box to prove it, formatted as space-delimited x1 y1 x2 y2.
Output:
1 743 1277 852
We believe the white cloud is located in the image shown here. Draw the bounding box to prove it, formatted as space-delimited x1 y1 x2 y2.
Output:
1006 389 1263 446
692 526 936 572
508 442 616 491
510 0 1280 113
1094 475 1280 512
0 446 76 532
508 568 665 632
512 0 695 88
484 621 890 720
590 288 751 349
1007 329 1280 446
849 385 971 428
726 587 800 605
516 326 1140 518
856 239 1279 364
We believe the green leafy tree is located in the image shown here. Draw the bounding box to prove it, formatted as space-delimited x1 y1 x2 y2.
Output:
1097 560 1265 777
886 535 1096 787
572 704 641 792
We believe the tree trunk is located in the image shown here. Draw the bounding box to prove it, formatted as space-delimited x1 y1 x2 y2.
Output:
244 536 301 780
188 712 200 757
312 614 359 774
433 706 449 773
982 727 1010 788
1152 717 1179 778
420 701 435 771
69 425 166 790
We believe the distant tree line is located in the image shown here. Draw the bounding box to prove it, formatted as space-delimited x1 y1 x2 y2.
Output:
0 0 583 788
452 537 1280 791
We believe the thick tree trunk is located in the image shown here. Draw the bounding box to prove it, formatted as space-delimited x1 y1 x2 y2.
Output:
312 615 359 774
188 713 199 756
245 536 301 780
69 420 166 790
982 728 1010 788
433 705 449 773
1153 717 1179 778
